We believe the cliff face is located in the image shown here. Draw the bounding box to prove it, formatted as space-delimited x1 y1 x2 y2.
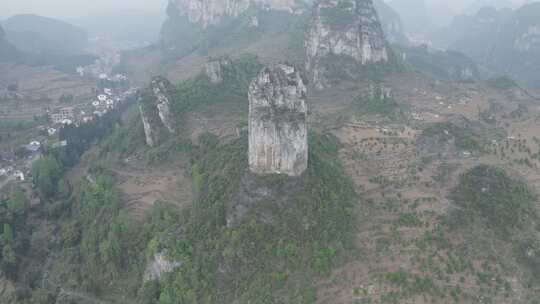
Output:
151 77 176 134
205 58 232 83
138 76 177 147
168 0 300 28
305 0 390 89
248 64 308 176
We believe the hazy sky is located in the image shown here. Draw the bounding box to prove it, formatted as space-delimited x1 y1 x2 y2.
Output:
2 0 533 21
2 0 168 19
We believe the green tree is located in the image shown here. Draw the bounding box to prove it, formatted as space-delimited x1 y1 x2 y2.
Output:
32 155 63 199
7 187 28 218
2 223 17 276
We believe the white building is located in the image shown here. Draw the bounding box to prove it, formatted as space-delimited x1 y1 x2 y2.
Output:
97 94 107 102
13 170 25 181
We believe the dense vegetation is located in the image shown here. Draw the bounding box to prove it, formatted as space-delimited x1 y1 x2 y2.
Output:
170 55 262 118
0 186 31 280
448 165 540 289
147 132 357 303
354 85 402 120
19 131 358 303
450 165 536 236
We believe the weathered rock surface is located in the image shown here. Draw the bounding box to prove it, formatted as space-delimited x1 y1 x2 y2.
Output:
248 63 308 176
168 0 300 28
143 251 182 281
305 0 390 89
138 76 176 147
139 104 157 147
205 58 231 83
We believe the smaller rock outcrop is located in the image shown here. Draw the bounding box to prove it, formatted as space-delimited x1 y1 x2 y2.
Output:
205 58 231 83
138 76 176 147
143 251 182 281
248 63 308 176
305 0 390 89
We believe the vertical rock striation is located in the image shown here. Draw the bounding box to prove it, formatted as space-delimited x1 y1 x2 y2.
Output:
138 76 176 147
205 58 232 84
248 64 308 176
305 0 390 89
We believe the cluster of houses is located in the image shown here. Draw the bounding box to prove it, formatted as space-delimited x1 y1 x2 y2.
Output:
1 86 137 190
48 86 136 127
0 151 28 186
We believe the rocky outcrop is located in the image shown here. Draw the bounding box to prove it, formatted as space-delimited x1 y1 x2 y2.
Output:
143 252 182 281
151 77 176 134
138 76 176 147
248 63 308 176
205 58 232 83
168 0 300 28
305 0 390 89
139 104 157 147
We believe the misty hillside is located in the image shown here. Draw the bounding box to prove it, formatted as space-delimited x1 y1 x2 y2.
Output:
2 14 88 54
71 11 165 45
433 2 540 87
0 25 22 62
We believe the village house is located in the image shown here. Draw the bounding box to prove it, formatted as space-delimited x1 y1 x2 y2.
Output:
51 107 75 124
25 141 41 153
13 170 25 182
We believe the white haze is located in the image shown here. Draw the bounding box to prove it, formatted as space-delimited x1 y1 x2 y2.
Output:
1 0 536 31
1 0 168 19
